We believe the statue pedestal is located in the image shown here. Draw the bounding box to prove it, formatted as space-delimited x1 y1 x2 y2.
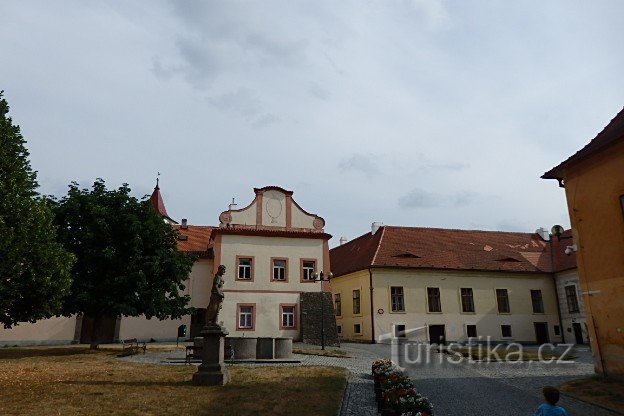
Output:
192 324 230 386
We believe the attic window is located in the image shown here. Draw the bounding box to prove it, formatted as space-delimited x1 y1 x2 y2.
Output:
495 257 520 262
392 252 421 259
178 235 189 241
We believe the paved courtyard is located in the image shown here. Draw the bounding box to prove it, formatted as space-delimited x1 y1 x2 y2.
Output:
122 342 619 416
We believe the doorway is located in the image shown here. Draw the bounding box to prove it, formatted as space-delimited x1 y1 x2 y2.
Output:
534 322 549 344
428 325 446 345
572 323 584 344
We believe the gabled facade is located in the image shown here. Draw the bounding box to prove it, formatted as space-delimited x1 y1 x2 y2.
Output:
330 225 576 345
543 107 624 376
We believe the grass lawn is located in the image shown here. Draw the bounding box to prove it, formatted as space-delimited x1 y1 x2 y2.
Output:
561 376 624 413
447 346 576 361
292 348 349 358
0 347 348 416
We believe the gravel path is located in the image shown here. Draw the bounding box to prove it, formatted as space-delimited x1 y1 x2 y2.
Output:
120 343 617 416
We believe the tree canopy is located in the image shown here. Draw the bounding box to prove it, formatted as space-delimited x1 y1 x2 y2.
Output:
52 179 195 344
0 91 75 328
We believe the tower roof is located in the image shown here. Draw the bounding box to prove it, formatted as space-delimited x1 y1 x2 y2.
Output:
150 179 177 224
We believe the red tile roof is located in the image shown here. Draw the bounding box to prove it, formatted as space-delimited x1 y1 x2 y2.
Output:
174 225 214 255
330 226 576 277
543 107 624 180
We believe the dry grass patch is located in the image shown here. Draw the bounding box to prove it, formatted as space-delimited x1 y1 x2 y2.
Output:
561 376 624 413
0 347 347 416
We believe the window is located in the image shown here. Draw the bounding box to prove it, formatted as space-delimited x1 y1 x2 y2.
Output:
565 285 580 314
531 290 544 313
237 257 253 280
334 293 342 316
395 324 406 338
554 325 561 336
466 325 477 338
390 287 405 312
461 288 475 313
301 259 316 281
621 195 624 218
237 304 255 330
496 289 510 313
280 305 296 329
337 325 342 334
353 290 361 314
272 258 288 281
427 287 441 312
501 325 512 338
354 324 361 334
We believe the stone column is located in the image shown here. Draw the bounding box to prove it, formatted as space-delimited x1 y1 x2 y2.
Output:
192 324 230 386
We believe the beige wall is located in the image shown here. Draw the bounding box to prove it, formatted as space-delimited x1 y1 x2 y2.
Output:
555 269 588 344
333 268 561 344
261 190 287 227
221 291 301 339
291 202 316 229
220 234 326 291
118 315 191 342
0 316 78 345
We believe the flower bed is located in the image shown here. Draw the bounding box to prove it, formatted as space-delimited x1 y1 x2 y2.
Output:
371 359 433 416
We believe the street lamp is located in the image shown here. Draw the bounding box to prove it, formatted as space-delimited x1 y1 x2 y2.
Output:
312 271 333 350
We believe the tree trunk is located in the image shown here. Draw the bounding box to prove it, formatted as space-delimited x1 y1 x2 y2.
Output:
90 314 102 349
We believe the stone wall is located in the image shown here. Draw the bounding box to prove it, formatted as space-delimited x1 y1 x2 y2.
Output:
300 292 340 347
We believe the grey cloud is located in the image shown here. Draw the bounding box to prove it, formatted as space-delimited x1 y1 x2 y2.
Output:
207 88 279 128
309 82 331 101
399 188 479 209
339 154 380 178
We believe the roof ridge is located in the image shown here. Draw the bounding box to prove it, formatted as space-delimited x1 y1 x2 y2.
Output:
371 226 386 265
383 225 536 235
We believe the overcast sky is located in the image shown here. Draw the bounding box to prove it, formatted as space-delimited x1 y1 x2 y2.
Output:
2 1 623 245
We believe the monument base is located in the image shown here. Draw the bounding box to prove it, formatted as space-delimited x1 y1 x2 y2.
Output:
192 324 230 386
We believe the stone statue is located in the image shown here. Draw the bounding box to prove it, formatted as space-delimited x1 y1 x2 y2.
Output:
205 265 226 326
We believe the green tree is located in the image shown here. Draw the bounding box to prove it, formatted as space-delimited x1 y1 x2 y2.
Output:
0 91 75 328
52 179 195 348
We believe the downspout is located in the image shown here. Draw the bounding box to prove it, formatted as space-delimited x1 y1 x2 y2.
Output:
369 268 375 344
549 236 566 344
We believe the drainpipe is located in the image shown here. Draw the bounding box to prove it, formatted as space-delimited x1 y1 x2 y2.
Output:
369 268 375 344
549 236 566 344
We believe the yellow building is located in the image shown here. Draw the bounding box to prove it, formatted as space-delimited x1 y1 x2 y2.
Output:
543 107 624 376
330 225 563 344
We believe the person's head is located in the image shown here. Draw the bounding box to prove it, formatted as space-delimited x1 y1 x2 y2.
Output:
543 386 560 405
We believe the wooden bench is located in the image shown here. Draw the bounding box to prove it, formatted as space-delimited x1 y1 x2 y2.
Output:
122 338 146 354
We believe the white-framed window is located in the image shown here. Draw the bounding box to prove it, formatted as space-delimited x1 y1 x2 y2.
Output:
354 323 362 334
427 287 441 313
391 287 405 312
334 293 342 316
272 258 287 281
496 289 510 313
353 289 361 314
301 260 316 281
237 305 254 330
237 257 253 280
461 288 475 313
281 305 296 329
531 290 544 313
565 285 580 314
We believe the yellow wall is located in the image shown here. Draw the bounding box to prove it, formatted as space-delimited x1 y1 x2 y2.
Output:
561 140 624 375
331 269 372 341
333 268 560 344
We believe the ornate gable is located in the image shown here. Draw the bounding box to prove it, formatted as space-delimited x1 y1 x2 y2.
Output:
218 186 325 232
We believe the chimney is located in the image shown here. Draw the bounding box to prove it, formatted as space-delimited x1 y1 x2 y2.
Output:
535 227 549 241
371 222 383 235
339 236 348 245
229 198 237 211
181 218 188 229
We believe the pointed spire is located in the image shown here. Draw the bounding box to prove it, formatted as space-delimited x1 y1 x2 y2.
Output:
150 174 177 224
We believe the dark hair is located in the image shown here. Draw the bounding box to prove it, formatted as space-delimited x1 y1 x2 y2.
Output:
543 386 560 405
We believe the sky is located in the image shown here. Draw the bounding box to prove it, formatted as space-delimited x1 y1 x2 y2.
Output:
1 1 623 246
